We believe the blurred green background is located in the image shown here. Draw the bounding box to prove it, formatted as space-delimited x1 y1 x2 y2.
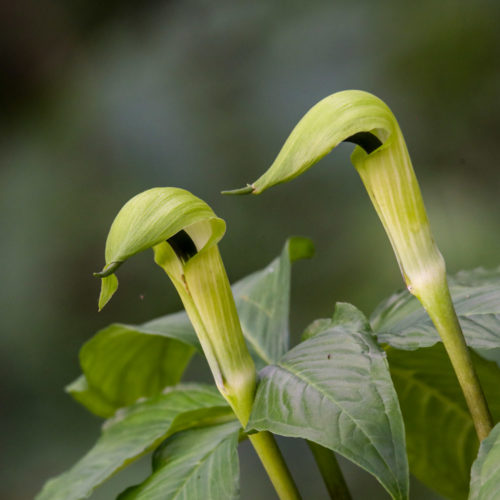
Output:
1 0 499 498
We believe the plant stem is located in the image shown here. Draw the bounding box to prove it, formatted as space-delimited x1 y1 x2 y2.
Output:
307 441 351 500
248 431 302 500
418 277 493 441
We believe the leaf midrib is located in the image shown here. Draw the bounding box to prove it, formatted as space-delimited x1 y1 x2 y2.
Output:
273 358 402 495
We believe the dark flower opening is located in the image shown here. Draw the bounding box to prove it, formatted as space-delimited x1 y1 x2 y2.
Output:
167 229 198 263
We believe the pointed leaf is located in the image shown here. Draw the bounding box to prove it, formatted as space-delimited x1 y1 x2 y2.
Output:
301 302 370 341
387 344 500 499
118 421 241 500
371 267 500 364
331 301 372 332
36 385 227 500
469 422 500 499
67 311 198 417
232 237 314 368
248 308 409 500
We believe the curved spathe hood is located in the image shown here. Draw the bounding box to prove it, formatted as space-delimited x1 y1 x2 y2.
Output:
95 187 225 310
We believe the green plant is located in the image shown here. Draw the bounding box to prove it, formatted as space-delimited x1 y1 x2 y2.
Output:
36 91 500 500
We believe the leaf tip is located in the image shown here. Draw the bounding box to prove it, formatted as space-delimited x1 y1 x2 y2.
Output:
287 236 315 262
302 318 333 340
331 302 371 332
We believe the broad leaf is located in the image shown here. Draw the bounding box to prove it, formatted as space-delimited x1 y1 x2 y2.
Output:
36 385 227 500
388 344 500 499
233 236 314 368
371 267 500 364
118 420 241 500
469 422 500 499
67 311 198 417
248 305 409 500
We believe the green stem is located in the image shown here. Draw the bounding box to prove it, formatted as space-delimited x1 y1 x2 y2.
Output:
307 441 351 500
418 277 493 441
248 431 302 500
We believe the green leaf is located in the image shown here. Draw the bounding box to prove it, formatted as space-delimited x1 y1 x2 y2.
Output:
301 302 370 341
95 187 226 309
387 344 500 499
233 237 314 368
469 422 500 499
165 406 237 436
331 301 372 332
117 420 241 500
373 268 500 497
65 375 118 418
371 266 500 364
129 310 199 347
67 311 198 417
301 318 333 340
36 385 227 500
248 307 409 500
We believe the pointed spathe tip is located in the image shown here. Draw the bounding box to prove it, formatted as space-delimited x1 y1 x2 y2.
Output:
221 184 254 196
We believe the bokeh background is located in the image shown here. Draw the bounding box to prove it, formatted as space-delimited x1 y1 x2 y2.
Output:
1 1 499 498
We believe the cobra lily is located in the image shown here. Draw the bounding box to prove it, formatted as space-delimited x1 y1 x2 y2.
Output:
225 90 493 440
95 187 301 499
95 187 255 423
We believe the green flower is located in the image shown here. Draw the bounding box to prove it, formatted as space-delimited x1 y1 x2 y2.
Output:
226 90 444 301
95 187 255 424
225 90 493 440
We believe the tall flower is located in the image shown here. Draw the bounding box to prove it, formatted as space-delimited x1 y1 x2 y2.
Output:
95 187 301 499
95 187 255 423
225 90 493 440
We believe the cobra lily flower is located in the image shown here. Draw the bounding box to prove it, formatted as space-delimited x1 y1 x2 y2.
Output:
225 90 492 440
95 187 301 499
94 187 255 423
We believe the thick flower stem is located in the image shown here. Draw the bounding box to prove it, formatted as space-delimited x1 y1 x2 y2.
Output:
417 276 493 441
248 431 302 500
307 441 351 500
